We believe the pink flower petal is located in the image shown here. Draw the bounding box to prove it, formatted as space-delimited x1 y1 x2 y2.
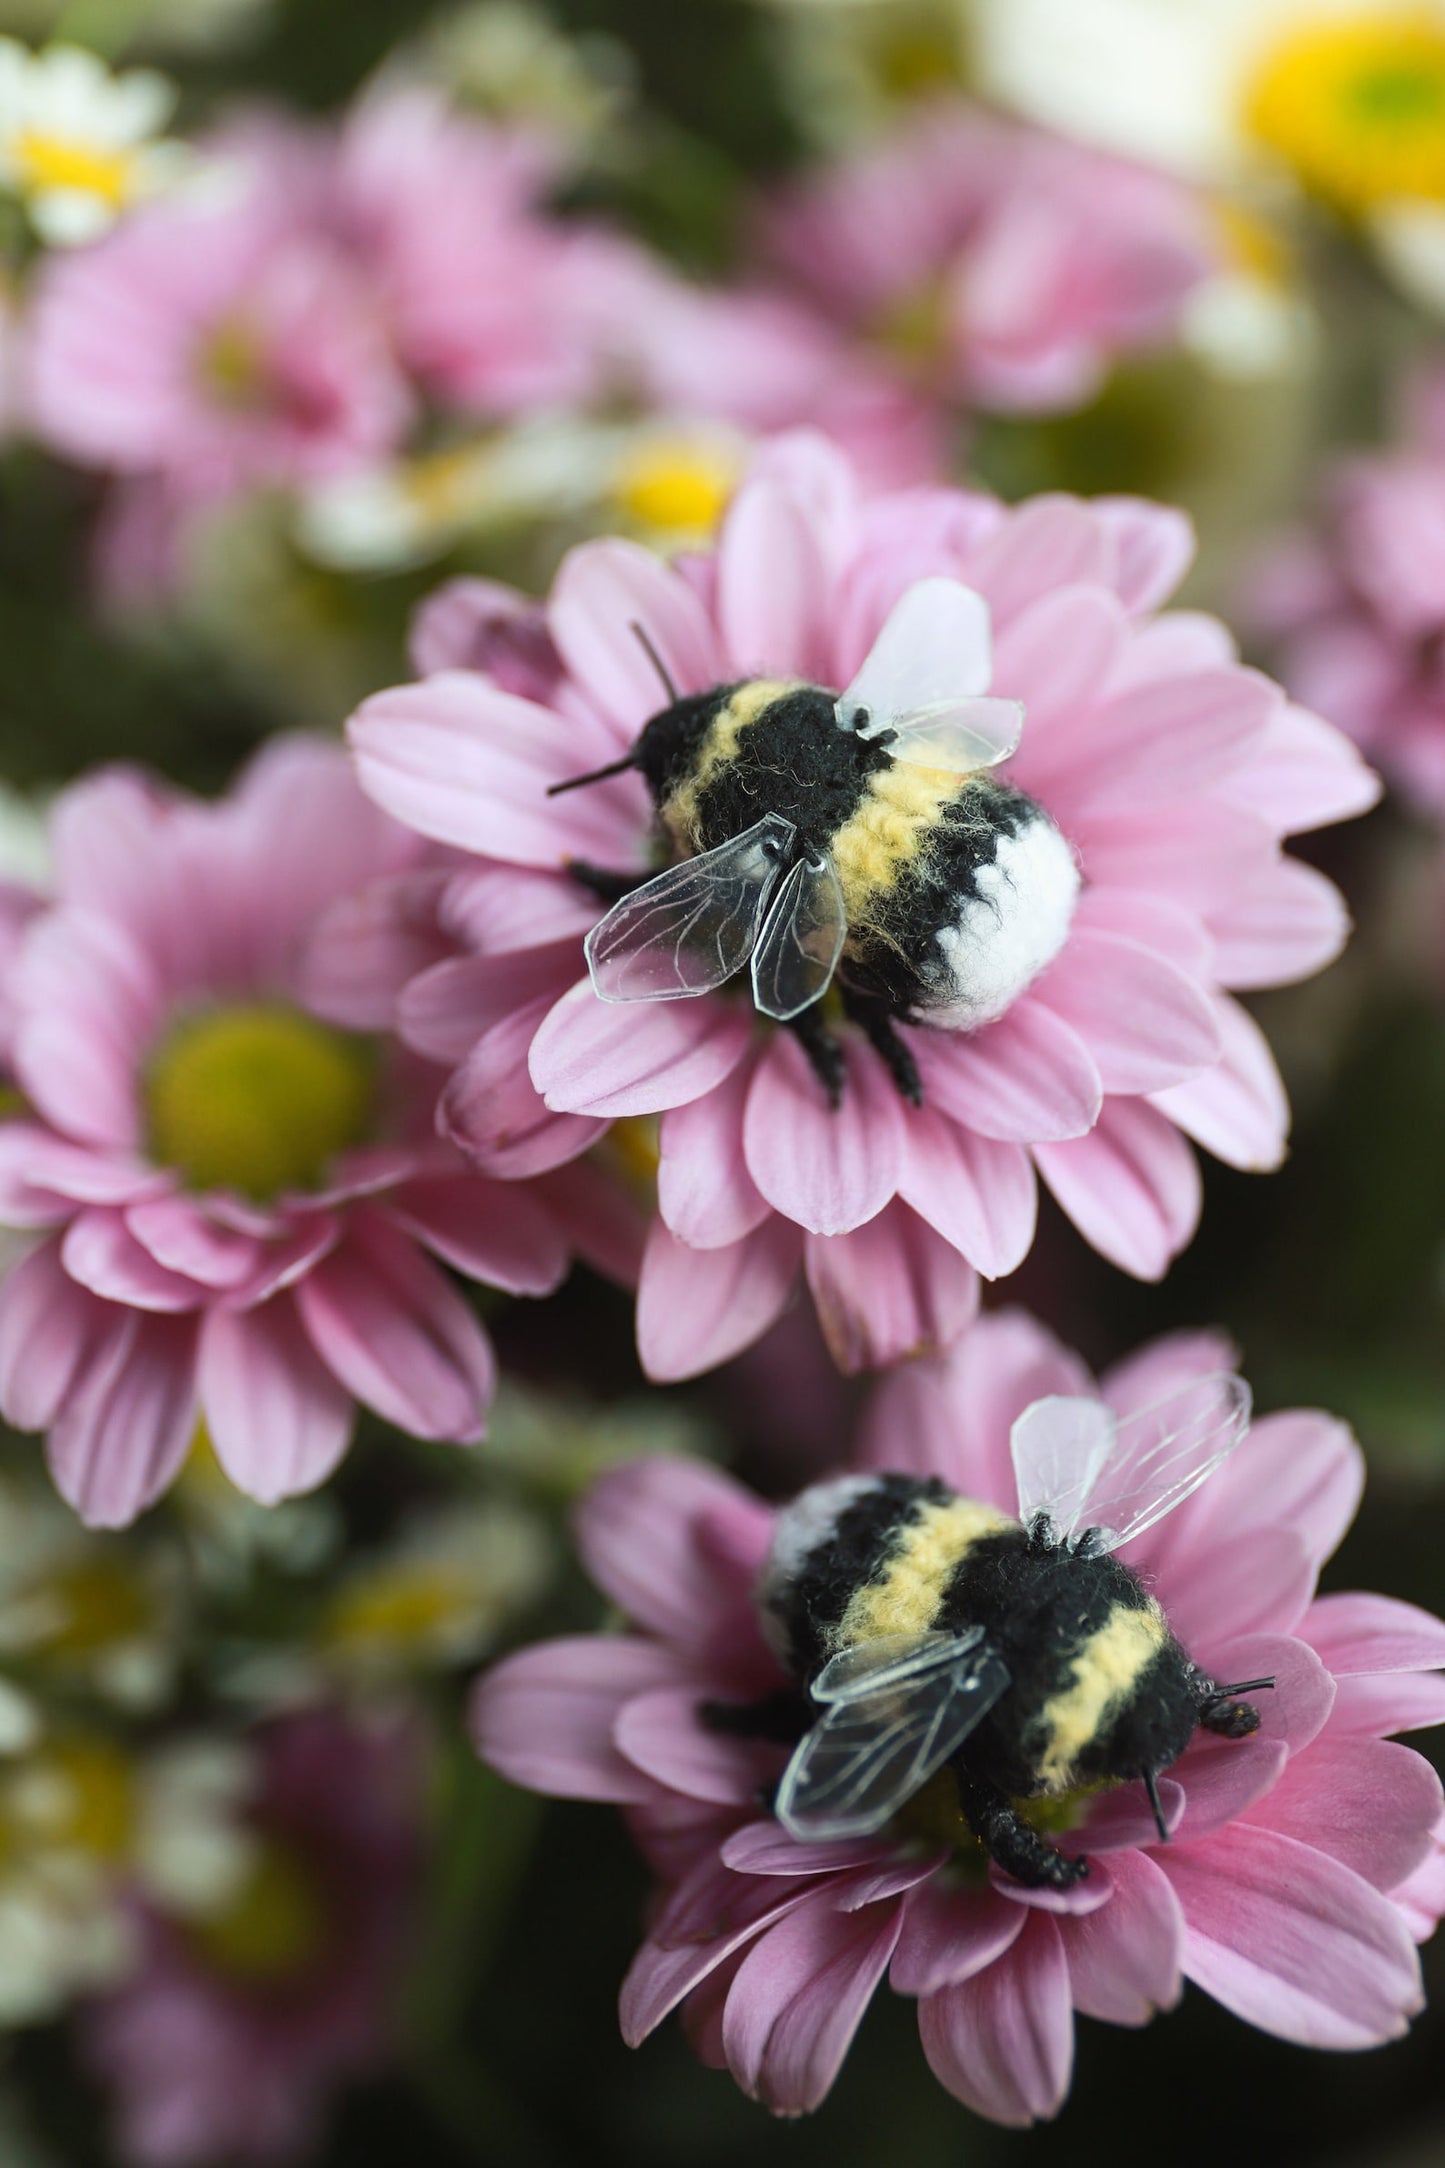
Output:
1215 701 1381 834
992 1856 1113 1915
472 1635 694 1803
1165 1824 1423 2048
1303 1592 1445 1680
857 1306 1091 1498
1062 1849 1184 2025
532 979 752 1120
743 1035 905 1236
232 1215 341 1307
716 477 831 681
295 1210 494 1441
990 584 1125 739
533 1159 647 1288
918 1910 1073 2127
721 1889 904 2114
124 1196 261 1290
1033 1098 1201 1280
1071 801 1274 910
47 1310 199 1528
0 1127 161 1217
657 1057 772 1249
636 1217 802 1382
910 1004 1101 1144
197 1297 353 1504
1036 668 1276 814
549 538 721 733
443 1003 607 1178
1094 498 1194 614
1179 1407 1362 1567
1160 1529 1315 1648
350 672 647 868
385 1173 569 1295
1207 857 1349 989
1327 1672 1445 1739
61 1209 206 1313
1190 1634 1336 1754
614 1687 784 1805
0 1238 127 1432
720 1822 898 1879
1148 991 1289 1171
574 1455 775 1656
1170 1739 1288 1841
898 1110 1037 1278
296 869 455 1031
890 1880 1024 1995
805 1201 979 1373
1245 1736 1443 1892
620 1868 814 2046
13 909 159 1150
1034 929 1221 1094
440 864 598 957
1071 886 1212 977
1100 1327 1237 1416
965 496 1110 624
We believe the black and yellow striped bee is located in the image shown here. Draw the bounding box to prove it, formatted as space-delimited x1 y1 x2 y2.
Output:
551 578 1079 1102
745 1375 1271 1890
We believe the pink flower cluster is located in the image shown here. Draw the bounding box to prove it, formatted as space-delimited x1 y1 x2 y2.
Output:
474 1312 1445 2125
351 432 1377 1382
761 101 1218 417
1254 368 1445 819
0 736 625 1528
85 1707 424 2167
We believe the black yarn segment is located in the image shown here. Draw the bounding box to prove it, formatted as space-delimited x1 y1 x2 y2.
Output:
937 1526 1183 1798
689 687 892 856
634 687 738 799
769 1473 952 1684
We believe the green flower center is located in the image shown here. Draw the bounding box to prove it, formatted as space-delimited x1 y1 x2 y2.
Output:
144 1004 376 1204
191 1839 328 1983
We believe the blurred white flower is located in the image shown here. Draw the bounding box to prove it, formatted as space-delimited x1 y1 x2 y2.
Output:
0 37 185 244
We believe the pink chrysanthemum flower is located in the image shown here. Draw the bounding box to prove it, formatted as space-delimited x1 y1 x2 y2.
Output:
1253 368 1445 819
27 145 412 510
0 737 606 1528
473 1311 1445 2126
761 103 1217 416
84 1707 424 2167
351 432 1377 1381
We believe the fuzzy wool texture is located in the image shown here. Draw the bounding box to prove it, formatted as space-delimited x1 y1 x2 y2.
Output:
927 810 1080 1026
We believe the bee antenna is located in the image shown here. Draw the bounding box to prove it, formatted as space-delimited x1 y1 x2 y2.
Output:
630 620 679 704
1142 1767 1169 1846
1207 1677 1276 1700
545 751 640 798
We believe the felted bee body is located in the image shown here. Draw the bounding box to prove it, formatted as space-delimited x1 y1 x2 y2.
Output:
739 1377 1273 1891
555 579 1080 1100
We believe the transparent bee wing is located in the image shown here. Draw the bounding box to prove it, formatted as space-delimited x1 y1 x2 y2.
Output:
750 852 847 1022
810 1630 985 1704
584 814 793 1003
835 577 996 739
1010 1373 1253 1556
883 697 1025 774
775 1629 1010 1843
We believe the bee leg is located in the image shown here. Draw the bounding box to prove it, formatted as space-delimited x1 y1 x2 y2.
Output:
951 1763 1088 1890
566 859 648 903
839 989 923 1107
788 1009 847 1108
1198 1698 1263 1739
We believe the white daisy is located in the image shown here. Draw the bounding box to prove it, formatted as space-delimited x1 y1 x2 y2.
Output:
0 38 184 245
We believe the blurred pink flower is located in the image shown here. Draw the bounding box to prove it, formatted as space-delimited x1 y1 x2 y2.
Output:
28 158 412 506
351 432 1376 1381
473 1310 1445 2125
761 103 1217 417
0 736 610 1528
86 1707 424 2166
1254 370 1445 818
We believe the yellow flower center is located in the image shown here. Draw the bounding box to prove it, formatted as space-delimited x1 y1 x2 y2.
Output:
144 1004 376 1204
1244 11 1445 208
5 1737 135 1863
199 315 273 411
32 1559 152 1659
190 1839 328 1983
323 1563 478 1660
12 130 136 209
875 26 962 102
612 438 739 540
889 1765 1111 1871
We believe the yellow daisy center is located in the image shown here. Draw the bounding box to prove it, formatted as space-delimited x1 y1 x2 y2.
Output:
323 1563 479 1661
12 130 136 210
191 1838 328 1983
5 1737 135 1863
31 1559 152 1660
612 438 739 539
144 1004 376 1204
1244 11 1445 209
